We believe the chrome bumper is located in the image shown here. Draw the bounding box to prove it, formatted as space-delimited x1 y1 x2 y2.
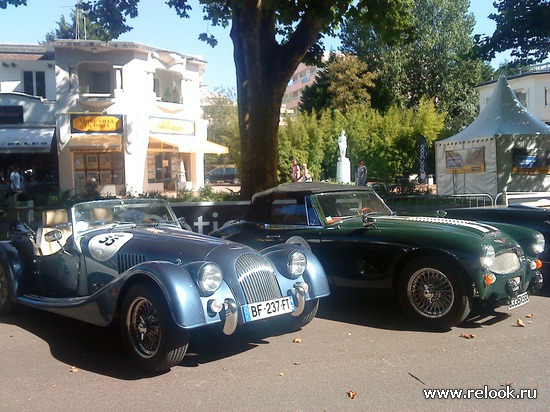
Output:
221 282 310 335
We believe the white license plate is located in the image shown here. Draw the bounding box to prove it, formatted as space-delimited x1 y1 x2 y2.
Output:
242 296 295 322
508 291 529 310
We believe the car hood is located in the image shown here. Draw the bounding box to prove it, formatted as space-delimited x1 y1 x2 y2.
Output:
80 224 252 264
336 215 516 243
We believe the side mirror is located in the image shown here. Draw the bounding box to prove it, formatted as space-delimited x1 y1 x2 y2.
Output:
44 229 63 243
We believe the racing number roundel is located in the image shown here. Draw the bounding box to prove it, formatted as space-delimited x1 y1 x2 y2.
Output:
89 233 133 261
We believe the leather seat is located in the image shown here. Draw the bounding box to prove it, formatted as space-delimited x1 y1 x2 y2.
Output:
36 209 71 256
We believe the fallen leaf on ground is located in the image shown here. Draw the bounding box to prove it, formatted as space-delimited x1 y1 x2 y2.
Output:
526 314 534 318
293 338 302 344
347 390 357 399
516 318 525 327
459 333 476 339
278 372 285 376
293 361 303 365
70 366 78 373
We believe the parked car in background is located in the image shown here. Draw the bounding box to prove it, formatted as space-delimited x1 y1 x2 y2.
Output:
438 199 550 279
205 166 239 185
0 198 330 372
210 182 544 329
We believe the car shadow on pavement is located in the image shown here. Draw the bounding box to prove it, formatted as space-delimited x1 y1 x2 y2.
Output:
0 305 301 379
316 291 515 332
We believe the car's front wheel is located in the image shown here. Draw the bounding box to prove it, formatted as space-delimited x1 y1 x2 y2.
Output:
0 263 14 314
398 257 472 329
121 284 189 372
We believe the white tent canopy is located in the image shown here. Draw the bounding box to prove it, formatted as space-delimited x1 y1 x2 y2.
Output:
435 75 550 199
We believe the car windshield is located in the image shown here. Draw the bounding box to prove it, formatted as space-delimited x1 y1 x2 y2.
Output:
72 198 179 235
313 190 393 224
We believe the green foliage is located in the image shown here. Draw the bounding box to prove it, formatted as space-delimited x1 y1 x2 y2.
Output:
279 99 445 183
300 53 377 114
475 0 550 65
340 0 482 135
45 7 118 41
202 88 240 170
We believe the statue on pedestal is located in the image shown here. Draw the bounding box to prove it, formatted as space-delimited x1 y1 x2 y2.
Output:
336 130 351 183
338 130 347 159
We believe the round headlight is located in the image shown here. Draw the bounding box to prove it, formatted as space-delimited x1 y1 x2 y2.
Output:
480 245 495 268
288 250 307 277
198 263 223 294
532 232 545 255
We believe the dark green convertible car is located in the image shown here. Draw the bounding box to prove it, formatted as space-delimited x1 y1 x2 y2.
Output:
210 183 544 329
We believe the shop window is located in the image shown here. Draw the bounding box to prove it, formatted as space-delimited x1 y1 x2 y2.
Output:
23 71 46 97
73 151 124 194
78 62 113 96
514 89 528 107
153 69 182 103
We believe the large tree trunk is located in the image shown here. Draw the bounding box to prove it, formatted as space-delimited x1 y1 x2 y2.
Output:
230 1 326 199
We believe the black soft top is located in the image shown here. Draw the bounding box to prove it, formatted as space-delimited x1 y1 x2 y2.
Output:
247 182 373 222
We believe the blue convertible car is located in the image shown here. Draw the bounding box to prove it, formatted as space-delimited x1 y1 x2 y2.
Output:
0 198 329 372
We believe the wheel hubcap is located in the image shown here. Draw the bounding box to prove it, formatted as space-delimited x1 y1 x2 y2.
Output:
127 297 161 358
408 268 454 318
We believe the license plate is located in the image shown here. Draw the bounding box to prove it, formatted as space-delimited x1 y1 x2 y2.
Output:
242 296 295 322
508 291 529 310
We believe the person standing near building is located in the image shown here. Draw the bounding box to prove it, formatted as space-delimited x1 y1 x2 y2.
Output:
299 163 312 182
10 165 22 193
291 159 300 182
356 161 367 186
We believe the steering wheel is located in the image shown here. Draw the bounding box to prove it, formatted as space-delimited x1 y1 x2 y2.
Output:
142 214 164 223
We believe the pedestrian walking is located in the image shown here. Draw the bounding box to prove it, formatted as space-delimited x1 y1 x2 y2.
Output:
299 163 312 182
291 159 300 182
356 161 367 186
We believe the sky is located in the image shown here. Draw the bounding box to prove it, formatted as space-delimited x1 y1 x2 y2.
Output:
0 0 508 91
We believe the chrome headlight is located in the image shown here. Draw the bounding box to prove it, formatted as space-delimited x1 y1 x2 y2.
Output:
532 232 545 255
480 244 495 268
288 250 307 278
198 263 223 294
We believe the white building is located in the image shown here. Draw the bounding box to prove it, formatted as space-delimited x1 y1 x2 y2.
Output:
475 63 550 125
0 40 227 196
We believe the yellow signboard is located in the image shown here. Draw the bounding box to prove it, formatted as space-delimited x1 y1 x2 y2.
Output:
71 115 123 133
149 118 195 135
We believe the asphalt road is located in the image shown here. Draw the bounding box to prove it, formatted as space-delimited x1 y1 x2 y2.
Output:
1 290 549 412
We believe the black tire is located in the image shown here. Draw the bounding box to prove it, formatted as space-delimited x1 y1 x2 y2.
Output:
398 257 472 329
0 263 14 315
289 298 319 330
121 284 189 372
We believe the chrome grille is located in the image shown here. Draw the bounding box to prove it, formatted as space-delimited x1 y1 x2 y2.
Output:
235 253 282 303
492 251 521 275
118 254 146 273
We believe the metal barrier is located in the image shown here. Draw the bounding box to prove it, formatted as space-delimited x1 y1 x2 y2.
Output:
498 191 550 206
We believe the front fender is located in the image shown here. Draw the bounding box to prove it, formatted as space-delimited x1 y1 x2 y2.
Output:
120 261 216 330
260 243 331 299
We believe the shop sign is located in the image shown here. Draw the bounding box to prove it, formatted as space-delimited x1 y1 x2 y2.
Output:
71 114 123 133
0 106 24 125
149 117 195 135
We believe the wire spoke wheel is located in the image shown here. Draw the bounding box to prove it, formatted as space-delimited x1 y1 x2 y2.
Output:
127 297 162 358
398 257 473 329
121 284 189 372
407 268 454 318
